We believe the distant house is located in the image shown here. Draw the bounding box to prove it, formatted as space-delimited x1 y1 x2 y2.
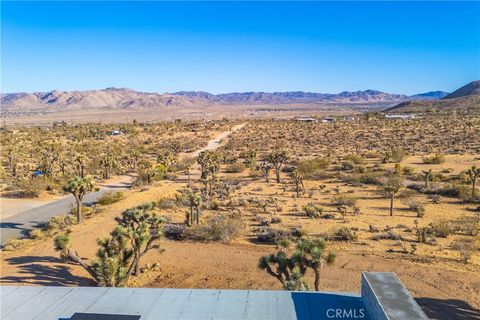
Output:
106 130 123 136
322 117 336 123
294 117 318 123
384 114 417 120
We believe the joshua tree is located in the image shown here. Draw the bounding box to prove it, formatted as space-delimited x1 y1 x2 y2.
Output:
258 162 273 182
242 150 257 168
5 146 17 176
267 150 288 183
466 166 480 198
157 150 175 167
382 176 402 216
137 159 157 185
197 151 220 197
100 149 118 179
128 149 141 171
185 189 202 225
168 140 182 156
291 169 304 197
422 169 433 189
74 154 88 178
63 175 97 223
115 202 167 276
291 238 336 291
54 202 167 286
258 238 336 291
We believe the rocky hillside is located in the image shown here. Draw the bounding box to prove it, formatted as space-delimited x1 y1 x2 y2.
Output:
386 81 480 113
0 88 200 112
443 80 480 99
1 87 454 113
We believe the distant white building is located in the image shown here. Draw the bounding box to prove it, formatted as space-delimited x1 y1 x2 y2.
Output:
294 117 319 123
322 116 336 123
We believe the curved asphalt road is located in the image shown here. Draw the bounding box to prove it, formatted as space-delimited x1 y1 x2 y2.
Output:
0 179 131 246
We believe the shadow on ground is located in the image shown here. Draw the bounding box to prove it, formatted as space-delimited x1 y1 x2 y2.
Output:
416 297 480 320
0 255 94 286
0 222 31 237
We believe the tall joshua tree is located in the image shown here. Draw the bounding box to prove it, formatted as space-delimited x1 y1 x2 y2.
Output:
466 166 480 199
258 162 273 183
100 149 119 179
382 176 402 216
64 175 97 223
54 202 167 287
185 189 202 226
422 169 433 189
74 154 88 178
258 238 336 291
267 150 288 183
197 151 220 197
291 169 304 197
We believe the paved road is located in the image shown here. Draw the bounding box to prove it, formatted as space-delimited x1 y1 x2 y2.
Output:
0 179 131 246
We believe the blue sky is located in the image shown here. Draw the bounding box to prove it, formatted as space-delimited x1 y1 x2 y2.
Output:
1 1 479 94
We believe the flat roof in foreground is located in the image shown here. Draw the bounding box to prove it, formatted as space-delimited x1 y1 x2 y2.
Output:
1 286 366 320
1 272 429 320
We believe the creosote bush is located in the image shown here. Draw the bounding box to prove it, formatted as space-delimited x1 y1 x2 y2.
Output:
97 191 124 206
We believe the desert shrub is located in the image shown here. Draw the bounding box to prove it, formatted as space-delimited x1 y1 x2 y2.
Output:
422 153 445 164
450 216 479 236
296 157 329 175
157 197 177 209
344 154 365 165
332 228 357 241
332 194 357 207
43 215 73 235
365 151 379 159
342 171 382 186
30 229 46 240
97 191 124 206
187 215 244 243
163 223 186 240
372 231 403 241
383 146 406 163
340 161 355 171
225 162 246 173
2 239 27 251
257 227 292 244
430 194 441 204
271 217 282 224
429 220 452 238
402 166 415 175
407 201 426 217
302 204 323 218
208 200 220 210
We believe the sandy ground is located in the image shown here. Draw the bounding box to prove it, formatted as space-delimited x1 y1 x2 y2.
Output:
2 104 369 125
1 125 479 319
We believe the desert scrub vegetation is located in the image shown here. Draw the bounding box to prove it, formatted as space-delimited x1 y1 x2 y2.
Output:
97 191 124 205
0 120 231 197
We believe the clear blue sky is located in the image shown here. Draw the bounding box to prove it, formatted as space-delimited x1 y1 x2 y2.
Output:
1 1 479 94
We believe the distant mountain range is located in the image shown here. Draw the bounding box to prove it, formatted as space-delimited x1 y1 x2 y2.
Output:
386 81 480 113
0 87 452 113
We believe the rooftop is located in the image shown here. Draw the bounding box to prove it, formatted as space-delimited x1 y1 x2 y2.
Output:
0 272 428 320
